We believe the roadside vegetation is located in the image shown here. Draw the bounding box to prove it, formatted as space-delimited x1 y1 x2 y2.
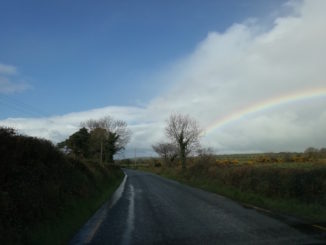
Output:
58 116 131 164
128 151 326 223
0 116 129 244
125 113 326 223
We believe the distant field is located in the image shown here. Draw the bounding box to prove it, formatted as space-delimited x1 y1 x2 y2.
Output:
125 152 326 223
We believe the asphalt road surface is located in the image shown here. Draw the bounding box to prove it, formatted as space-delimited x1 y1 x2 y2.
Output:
70 169 325 245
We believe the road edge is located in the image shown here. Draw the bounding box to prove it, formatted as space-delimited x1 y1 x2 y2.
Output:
69 171 128 245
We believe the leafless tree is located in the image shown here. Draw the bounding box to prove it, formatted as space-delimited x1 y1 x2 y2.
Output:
304 147 319 154
152 142 178 166
320 148 326 153
304 146 319 160
165 113 201 170
197 147 215 157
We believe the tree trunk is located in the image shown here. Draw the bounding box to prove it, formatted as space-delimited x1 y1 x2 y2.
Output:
100 140 103 165
181 156 186 170
180 144 186 170
108 153 114 163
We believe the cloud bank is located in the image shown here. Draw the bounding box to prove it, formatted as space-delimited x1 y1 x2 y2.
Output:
1 0 326 156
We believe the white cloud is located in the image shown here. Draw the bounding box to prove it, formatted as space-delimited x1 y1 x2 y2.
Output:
1 0 326 155
0 63 17 75
0 76 30 93
0 63 30 94
0 106 145 142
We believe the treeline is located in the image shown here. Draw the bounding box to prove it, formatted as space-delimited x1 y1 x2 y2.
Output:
0 127 123 244
151 147 326 168
303 147 326 158
57 116 131 164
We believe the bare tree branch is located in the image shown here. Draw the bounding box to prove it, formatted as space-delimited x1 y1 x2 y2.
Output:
165 113 201 169
152 142 178 166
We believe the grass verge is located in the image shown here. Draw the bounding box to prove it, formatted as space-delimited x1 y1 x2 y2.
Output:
135 165 326 224
27 168 123 245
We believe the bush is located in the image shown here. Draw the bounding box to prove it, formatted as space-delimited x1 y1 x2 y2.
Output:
0 128 122 244
186 162 326 206
152 154 326 206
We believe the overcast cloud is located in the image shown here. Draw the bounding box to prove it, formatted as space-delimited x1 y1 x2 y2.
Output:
1 0 326 156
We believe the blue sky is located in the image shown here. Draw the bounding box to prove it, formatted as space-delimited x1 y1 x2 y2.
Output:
2 0 325 156
0 0 286 119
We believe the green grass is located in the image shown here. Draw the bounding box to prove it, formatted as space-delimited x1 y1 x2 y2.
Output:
135 163 326 223
178 176 326 223
265 161 326 169
27 171 123 245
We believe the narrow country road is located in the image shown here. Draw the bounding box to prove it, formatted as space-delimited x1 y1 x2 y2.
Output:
70 169 325 245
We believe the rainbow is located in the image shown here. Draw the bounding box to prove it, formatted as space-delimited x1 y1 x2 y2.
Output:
204 87 326 134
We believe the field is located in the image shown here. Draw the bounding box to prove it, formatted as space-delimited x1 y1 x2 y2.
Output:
125 152 326 224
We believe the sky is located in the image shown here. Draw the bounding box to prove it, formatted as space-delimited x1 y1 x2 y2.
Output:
1 0 326 157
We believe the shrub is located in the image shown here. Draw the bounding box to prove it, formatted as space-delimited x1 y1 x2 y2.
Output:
0 128 122 244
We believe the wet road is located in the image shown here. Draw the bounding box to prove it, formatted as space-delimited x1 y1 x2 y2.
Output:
71 169 325 245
